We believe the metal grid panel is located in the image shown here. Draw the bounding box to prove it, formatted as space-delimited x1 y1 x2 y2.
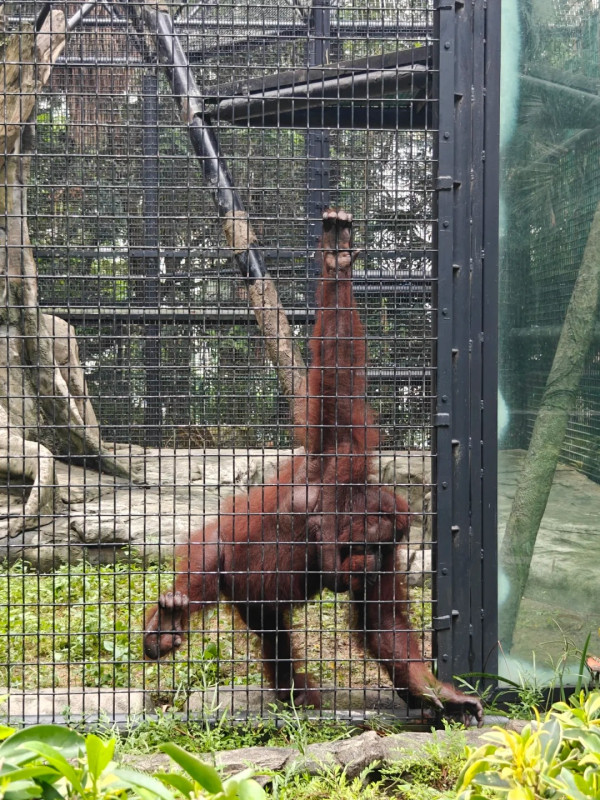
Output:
0 0 492 727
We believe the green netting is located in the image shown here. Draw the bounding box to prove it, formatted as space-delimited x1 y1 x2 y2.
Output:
500 3 600 482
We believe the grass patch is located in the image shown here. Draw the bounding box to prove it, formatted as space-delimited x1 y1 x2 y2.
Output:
0 559 433 701
268 724 467 799
377 724 466 799
115 708 355 755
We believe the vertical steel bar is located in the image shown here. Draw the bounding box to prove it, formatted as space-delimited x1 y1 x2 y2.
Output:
467 0 487 680
141 71 162 447
433 0 457 683
481 0 501 680
306 0 331 307
451 0 475 680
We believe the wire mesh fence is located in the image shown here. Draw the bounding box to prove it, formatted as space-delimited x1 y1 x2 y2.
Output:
0 0 464 726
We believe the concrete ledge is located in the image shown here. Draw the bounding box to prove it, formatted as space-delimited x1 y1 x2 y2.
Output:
0 687 145 721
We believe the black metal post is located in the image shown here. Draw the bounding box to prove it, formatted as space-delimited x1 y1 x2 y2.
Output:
481 0 501 681
451 0 476 682
434 0 500 684
432 0 457 685
141 70 162 447
454 0 500 683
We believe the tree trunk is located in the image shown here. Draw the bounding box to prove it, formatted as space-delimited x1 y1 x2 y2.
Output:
0 10 130 536
499 198 600 649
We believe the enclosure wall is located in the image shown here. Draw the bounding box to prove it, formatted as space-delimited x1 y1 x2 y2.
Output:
499 0 600 682
0 0 498 724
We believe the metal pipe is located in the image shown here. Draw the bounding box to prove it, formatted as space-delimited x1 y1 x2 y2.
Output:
142 6 266 282
66 1 105 31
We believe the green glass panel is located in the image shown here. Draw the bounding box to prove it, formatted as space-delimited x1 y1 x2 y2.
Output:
499 0 600 687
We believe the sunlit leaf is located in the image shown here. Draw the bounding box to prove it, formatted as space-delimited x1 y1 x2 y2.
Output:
0 726 84 766
85 734 115 782
153 772 195 798
113 766 177 800
159 743 223 794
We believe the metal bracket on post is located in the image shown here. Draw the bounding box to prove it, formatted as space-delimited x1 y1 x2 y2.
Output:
436 175 454 191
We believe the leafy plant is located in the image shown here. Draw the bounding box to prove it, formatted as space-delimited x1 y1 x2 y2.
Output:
267 700 353 757
457 630 596 720
0 723 267 800
0 723 170 800
269 762 381 800
379 723 467 800
119 708 280 757
455 690 600 799
156 742 265 800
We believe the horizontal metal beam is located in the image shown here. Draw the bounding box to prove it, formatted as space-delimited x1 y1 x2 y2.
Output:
521 74 600 127
40 302 432 326
34 247 435 261
209 47 430 129
211 47 430 98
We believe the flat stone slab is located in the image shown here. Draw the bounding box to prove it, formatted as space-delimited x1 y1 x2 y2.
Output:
0 448 430 572
186 686 405 717
0 687 145 721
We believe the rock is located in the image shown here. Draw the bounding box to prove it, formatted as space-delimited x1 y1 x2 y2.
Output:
216 746 295 775
381 728 490 762
380 457 432 539
309 730 383 777
505 718 533 733
0 448 430 573
122 753 171 773
186 687 279 716
185 687 404 717
122 720 505 786
0 687 145 719
407 549 432 586
233 453 290 487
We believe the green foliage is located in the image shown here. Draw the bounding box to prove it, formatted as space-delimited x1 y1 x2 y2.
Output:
455 690 600 799
0 559 237 698
265 699 352 758
0 559 376 699
263 721 467 800
0 561 131 685
119 706 353 758
156 742 265 800
379 724 467 800
119 710 272 756
269 763 383 800
0 723 266 800
455 631 596 721
0 560 163 689
0 723 169 800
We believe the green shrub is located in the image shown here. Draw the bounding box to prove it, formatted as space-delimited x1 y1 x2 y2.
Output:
0 722 266 800
455 690 600 799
